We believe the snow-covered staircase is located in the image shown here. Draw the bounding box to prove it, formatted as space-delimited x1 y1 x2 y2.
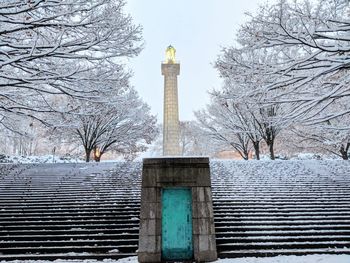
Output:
0 160 350 260
212 160 350 257
0 163 141 261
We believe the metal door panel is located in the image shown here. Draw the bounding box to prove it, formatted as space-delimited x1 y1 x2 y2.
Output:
161 188 193 260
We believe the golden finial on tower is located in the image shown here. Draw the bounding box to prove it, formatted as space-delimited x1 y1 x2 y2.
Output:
166 45 176 63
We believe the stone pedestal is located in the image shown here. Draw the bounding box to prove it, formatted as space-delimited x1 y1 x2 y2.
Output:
138 157 217 263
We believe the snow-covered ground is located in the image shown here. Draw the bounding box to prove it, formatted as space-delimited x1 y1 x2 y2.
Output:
0 152 342 164
1 255 350 263
0 154 84 164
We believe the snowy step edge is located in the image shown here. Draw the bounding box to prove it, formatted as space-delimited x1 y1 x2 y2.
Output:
0 214 140 220
214 208 350 213
217 247 350 255
216 240 350 247
0 203 141 208
4 200 350 206
0 218 140 225
5 218 350 226
0 190 141 195
3 187 349 192
0 210 140 216
213 205 350 209
214 215 350 220
213 210 350 215
0 252 135 260
214 221 350 226
0 203 140 211
2 220 350 227
215 230 350 235
0 230 139 235
3 214 350 222
4 203 350 210
3 196 350 202
0 240 139 246
214 224 350 230
0 234 139 240
216 235 350 241
0 225 140 230
0 244 137 250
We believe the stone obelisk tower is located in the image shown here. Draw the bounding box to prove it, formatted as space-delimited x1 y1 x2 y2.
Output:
162 45 181 156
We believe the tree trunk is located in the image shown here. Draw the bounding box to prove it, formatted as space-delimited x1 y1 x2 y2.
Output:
236 149 249 160
253 141 260 160
94 152 104 162
243 153 249 160
85 148 92 162
93 147 102 162
268 140 275 160
340 145 349 160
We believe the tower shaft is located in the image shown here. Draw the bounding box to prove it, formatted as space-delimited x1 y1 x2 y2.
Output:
162 63 181 156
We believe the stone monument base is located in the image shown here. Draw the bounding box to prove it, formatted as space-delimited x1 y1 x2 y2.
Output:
138 157 217 263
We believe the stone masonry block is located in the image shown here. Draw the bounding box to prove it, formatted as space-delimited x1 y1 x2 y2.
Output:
155 168 210 187
193 218 215 235
138 252 161 263
196 250 218 262
196 169 211 187
193 201 214 219
193 187 212 202
139 219 161 236
141 187 158 202
192 187 198 202
198 234 217 252
198 234 210 251
204 187 213 202
208 234 217 252
138 235 160 253
138 235 162 253
140 202 160 219
141 169 158 187
194 234 217 262
193 234 199 255
197 187 206 202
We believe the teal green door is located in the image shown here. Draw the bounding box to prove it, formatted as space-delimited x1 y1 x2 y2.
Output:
161 188 193 260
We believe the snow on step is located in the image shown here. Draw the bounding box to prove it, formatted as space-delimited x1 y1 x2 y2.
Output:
0 160 350 260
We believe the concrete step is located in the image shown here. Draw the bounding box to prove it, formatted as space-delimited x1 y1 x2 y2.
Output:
214 224 350 232
216 235 350 243
0 245 137 254
218 248 350 258
215 229 350 237
0 234 139 241
217 241 350 250
0 253 136 261
0 229 139 239
0 240 138 248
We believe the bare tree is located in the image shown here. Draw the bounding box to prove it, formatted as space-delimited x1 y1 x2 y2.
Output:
57 82 158 162
179 121 217 157
293 97 350 160
235 0 350 121
195 97 252 160
215 49 290 160
0 0 142 127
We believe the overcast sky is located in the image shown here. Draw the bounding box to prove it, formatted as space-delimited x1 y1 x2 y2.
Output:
125 0 269 122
